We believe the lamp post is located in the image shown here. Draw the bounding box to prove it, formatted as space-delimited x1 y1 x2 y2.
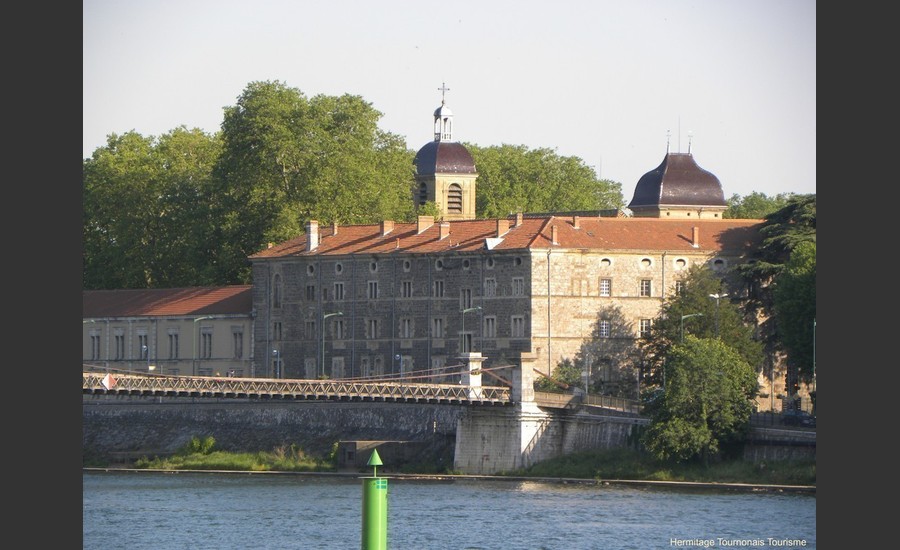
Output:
462 306 481 353
272 348 280 379
322 312 344 379
193 316 212 376
141 344 155 373
680 313 704 342
708 293 728 338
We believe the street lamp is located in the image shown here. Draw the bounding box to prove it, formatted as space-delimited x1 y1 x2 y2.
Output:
193 316 212 376
272 348 280 379
708 293 728 338
321 312 344 379
141 344 155 372
680 313 704 342
462 306 482 353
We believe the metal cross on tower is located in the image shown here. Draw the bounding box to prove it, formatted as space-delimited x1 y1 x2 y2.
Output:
438 82 450 104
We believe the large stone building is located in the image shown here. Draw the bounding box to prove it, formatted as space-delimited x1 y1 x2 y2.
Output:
248 94 765 399
82 286 255 377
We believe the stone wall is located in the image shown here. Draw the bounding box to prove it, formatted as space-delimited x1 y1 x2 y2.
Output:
82 395 463 466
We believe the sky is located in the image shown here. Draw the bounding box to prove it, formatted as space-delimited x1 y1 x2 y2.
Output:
83 0 815 201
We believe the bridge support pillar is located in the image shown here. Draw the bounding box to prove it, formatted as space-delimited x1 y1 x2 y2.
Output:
459 352 485 399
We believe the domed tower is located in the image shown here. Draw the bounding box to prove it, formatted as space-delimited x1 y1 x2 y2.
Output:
413 83 478 220
627 144 727 219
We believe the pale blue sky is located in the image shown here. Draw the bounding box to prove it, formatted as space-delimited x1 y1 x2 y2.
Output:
83 0 815 201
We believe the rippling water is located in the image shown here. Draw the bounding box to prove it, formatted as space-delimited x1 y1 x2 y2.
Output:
83 471 815 549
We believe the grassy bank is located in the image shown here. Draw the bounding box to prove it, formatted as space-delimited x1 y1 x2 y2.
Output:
507 448 815 486
86 437 814 486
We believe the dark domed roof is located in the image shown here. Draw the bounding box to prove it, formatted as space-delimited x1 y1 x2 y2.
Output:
414 141 477 176
628 153 725 208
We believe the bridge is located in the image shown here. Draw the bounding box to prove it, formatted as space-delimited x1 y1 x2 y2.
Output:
82 364 641 414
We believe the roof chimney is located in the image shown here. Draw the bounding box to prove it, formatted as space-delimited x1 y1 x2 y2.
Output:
381 220 394 236
692 226 700 248
551 225 559 245
332 221 338 236
496 218 509 237
306 220 319 251
573 215 580 229
439 221 450 240
515 212 524 227
417 215 435 234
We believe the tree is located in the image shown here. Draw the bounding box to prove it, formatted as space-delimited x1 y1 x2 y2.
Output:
773 240 816 383
724 191 796 220
639 265 764 390
734 194 816 391
82 127 222 289
467 144 624 217
641 336 757 464
534 357 582 392
212 81 416 283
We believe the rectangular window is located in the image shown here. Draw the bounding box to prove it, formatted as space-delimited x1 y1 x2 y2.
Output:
322 287 328 301
640 279 652 297
433 280 444 298
335 319 345 340
484 316 496 338
675 280 685 296
599 320 611 338
401 280 413 298
334 282 345 301
640 319 652 338
115 333 125 360
400 318 412 338
368 281 378 299
432 317 444 338
367 319 378 339
305 320 316 340
91 334 101 360
306 284 316 301
138 334 149 358
484 278 497 297
201 330 212 359
233 330 243 359
460 332 472 353
511 316 525 338
460 288 472 309
512 277 524 296
273 321 283 341
600 278 611 297
168 332 179 360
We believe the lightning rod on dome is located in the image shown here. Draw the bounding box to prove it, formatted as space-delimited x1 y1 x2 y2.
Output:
688 131 693 154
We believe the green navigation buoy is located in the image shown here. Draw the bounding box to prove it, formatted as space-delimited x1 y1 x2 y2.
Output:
361 449 387 550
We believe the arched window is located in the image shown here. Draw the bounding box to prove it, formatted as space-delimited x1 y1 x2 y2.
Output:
447 183 462 213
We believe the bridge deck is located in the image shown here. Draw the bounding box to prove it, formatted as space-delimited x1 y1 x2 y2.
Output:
83 372 512 406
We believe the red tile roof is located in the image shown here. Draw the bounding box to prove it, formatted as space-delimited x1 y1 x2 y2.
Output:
83 285 252 317
250 216 764 259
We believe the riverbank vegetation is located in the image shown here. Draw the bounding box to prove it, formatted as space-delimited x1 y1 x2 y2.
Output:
508 448 815 486
95 436 814 487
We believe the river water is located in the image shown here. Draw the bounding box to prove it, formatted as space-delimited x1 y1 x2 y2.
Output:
83 471 815 549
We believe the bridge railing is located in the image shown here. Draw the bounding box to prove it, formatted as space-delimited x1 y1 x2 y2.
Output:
82 372 511 405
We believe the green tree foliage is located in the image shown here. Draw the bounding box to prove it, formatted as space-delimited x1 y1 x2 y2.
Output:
212 80 416 283
534 358 583 392
773 240 816 383
83 127 222 289
640 265 764 389
733 194 816 383
724 191 796 220
641 336 757 463
468 144 624 217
